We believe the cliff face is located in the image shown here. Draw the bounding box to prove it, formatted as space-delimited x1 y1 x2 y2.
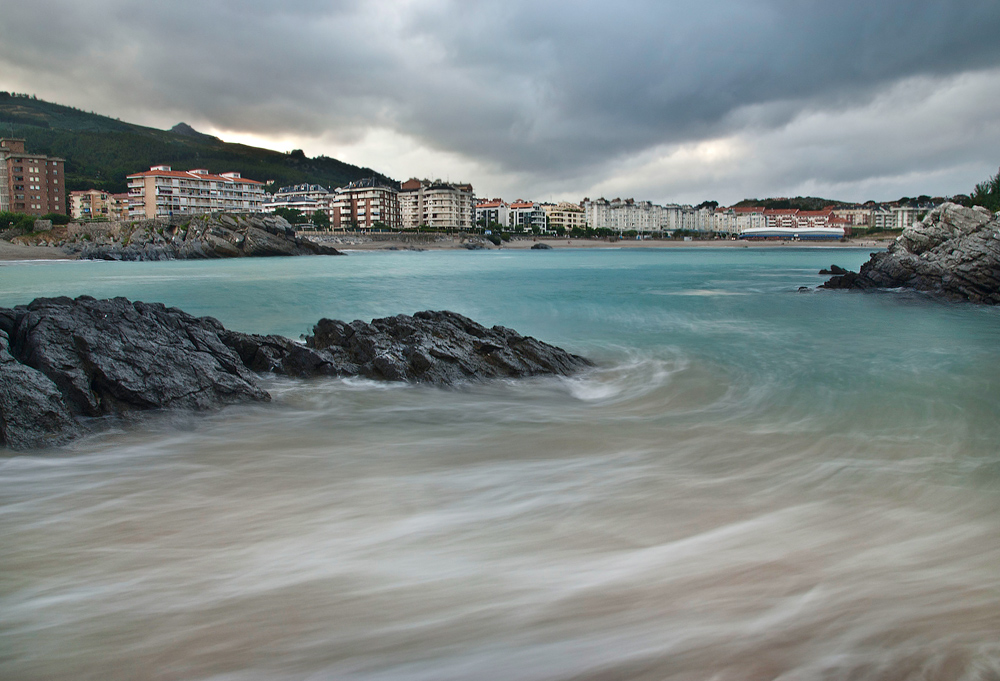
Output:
823 203 1000 304
12 214 343 260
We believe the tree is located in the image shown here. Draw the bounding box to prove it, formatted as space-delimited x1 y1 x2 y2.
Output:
311 209 330 230
970 167 1000 213
274 207 304 224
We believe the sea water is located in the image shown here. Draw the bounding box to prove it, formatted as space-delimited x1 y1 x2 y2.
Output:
1 248 999 680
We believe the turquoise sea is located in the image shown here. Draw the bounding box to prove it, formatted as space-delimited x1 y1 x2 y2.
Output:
2 247 999 680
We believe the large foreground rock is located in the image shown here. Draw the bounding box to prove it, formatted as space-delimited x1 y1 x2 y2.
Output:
59 214 343 261
0 297 270 449
822 203 1000 303
0 297 592 449
0 330 81 449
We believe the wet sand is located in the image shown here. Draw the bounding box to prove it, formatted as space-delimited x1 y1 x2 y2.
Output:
0 241 76 262
314 235 892 252
0 236 890 261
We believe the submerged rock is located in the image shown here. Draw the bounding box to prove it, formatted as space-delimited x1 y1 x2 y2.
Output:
822 203 1000 303
0 297 592 450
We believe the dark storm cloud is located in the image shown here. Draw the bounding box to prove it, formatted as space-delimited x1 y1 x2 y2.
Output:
2 0 999 199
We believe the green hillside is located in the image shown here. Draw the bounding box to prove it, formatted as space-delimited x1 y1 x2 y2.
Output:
731 197 850 210
0 92 394 196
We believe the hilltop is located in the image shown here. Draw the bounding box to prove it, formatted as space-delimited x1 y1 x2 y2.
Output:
0 93 394 195
731 197 851 210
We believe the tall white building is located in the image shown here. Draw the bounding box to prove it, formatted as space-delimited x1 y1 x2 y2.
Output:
399 178 474 230
127 166 265 219
583 198 664 233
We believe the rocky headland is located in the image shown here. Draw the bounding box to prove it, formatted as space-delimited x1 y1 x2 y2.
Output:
822 203 1000 304
0 296 592 450
10 214 343 260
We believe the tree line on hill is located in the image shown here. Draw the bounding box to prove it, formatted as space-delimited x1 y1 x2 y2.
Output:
0 93 393 197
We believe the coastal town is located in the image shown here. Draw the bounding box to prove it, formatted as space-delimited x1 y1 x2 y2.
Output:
3 136 942 241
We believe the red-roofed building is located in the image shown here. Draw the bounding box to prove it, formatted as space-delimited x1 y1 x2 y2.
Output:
796 209 834 229
475 199 509 229
508 200 546 232
763 208 800 230
126 165 265 218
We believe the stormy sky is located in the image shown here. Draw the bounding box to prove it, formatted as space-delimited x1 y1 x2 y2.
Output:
2 0 999 205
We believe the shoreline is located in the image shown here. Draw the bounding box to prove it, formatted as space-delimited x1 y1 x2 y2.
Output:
312 235 892 252
0 235 891 262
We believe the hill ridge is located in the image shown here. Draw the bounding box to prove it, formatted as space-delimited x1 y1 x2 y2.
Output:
0 92 395 197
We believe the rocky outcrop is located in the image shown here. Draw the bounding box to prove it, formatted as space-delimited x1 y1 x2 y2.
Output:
823 203 1000 303
60 214 343 261
531 242 553 250
0 330 81 449
0 297 592 450
0 297 270 449
222 311 593 386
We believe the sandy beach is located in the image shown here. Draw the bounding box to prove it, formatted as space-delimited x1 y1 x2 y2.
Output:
312 233 892 252
0 234 891 262
0 240 77 262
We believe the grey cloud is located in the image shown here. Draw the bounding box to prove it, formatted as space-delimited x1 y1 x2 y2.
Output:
1 0 999 200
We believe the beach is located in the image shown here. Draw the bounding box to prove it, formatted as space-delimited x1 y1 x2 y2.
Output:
308 233 893 252
0 234 893 261
0 240 76 261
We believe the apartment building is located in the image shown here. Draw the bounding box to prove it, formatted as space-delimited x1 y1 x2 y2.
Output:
508 200 547 232
325 178 401 230
541 202 586 232
831 206 873 227
70 189 129 221
399 178 474 230
0 138 66 215
584 198 665 233
126 165 265 218
731 206 766 234
263 183 330 214
475 199 509 229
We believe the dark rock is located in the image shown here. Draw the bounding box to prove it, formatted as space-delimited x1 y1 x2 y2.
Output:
531 243 553 250
818 264 847 275
1 298 592 450
464 243 486 250
0 296 270 449
0 330 81 450
221 310 594 386
66 214 343 261
822 203 1000 303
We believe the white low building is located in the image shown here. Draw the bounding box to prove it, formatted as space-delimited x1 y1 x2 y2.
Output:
262 183 331 214
508 201 547 232
475 199 509 230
